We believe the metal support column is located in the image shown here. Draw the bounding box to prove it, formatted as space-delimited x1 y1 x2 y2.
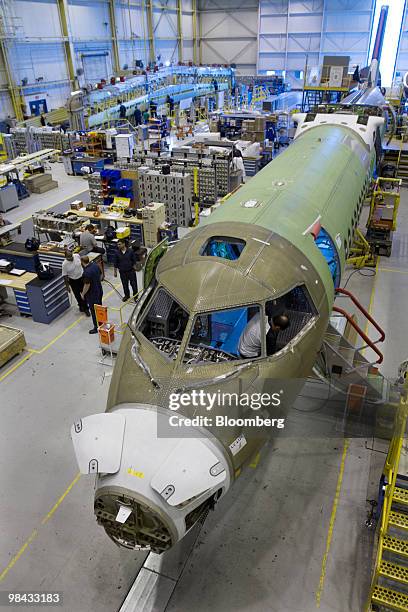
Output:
0 40 23 121
192 0 198 64
176 0 183 63
108 0 121 74
198 1 202 64
146 0 155 65
56 0 78 90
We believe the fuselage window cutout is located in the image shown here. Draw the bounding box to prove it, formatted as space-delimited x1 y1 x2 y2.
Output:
314 227 341 288
265 285 317 356
200 236 246 261
138 287 189 360
182 305 261 364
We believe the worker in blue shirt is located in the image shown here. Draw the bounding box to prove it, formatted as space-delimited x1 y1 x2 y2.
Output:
134 106 142 126
80 256 104 334
119 102 127 120
113 239 138 302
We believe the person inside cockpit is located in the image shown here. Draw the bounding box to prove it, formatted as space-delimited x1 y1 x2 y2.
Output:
238 305 290 359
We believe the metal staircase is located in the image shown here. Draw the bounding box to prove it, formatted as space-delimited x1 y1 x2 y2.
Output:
383 135 408 183
319 288 387 406
367 397 408 611
397 150 408 183
315 288 408 610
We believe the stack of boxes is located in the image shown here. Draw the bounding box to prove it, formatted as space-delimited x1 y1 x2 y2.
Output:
87 173 103 208
115 149 233 207
11 130 28 155
241 117 266 143
214 158 230 196
10 128 72 155
138 167 192 227
197 167 216 207
141 202 166 248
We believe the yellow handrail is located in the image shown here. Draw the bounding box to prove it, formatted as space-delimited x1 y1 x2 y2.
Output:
366 394 408 610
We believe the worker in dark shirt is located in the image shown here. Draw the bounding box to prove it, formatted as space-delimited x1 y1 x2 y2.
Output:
80 256 104 334
119 102 127 119
149 100 157 118
166 94 174 115
266 313 290 356
113 239 138 302
134 106 142 126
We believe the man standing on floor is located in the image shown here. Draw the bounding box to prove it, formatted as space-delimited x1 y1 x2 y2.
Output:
62 249 90 316
113 239 138 302
80 256 103 334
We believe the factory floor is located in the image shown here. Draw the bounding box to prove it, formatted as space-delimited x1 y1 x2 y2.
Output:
0 168 406 612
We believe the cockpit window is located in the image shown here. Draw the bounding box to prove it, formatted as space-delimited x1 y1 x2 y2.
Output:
315 228 340 287
265 285 317 355
183 305 260 364
138 288 189 360
200 236 246 260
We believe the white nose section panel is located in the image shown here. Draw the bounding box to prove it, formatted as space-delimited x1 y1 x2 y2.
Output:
71 414 125 474
151 438 226 506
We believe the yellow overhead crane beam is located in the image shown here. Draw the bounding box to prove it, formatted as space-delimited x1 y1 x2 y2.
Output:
145 0 156 64
0 39 24 121
177 0 183 63
108 0 121 75
56 0 77 90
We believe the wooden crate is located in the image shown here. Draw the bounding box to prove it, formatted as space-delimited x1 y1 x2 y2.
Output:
0 324 26 369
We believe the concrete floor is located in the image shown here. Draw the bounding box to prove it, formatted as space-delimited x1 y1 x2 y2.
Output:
0 168 405 611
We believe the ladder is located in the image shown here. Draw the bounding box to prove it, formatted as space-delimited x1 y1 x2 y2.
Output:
311 288 389 438
367 396 408 611
321 288 386 400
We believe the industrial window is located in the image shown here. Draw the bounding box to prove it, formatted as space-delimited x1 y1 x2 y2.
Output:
368 0 405 87
82 52 110 84
314 228 340 288
183 305 260 364
265 286 317 355
200 236 246 260
138 288 189 360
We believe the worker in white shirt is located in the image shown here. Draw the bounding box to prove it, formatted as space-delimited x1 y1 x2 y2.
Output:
62 249 90 316
232 146 246 183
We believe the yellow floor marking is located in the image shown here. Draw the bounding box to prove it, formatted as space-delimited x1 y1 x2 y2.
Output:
249 452 260 468
17 188 87 223
378 266 408 275
0 472 82 582
365 256 380 334
316 257 380 604
29 317 84 354
316 438 350 608
0 352 32 383
0 529 38 582
0 282 123 579
41 472 81 525
0 282 122 382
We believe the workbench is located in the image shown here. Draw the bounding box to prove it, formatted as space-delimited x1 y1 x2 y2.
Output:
0 271 37 316
0 242 39 272
69 208 144 244
70 156 105 176
0 270 70 322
